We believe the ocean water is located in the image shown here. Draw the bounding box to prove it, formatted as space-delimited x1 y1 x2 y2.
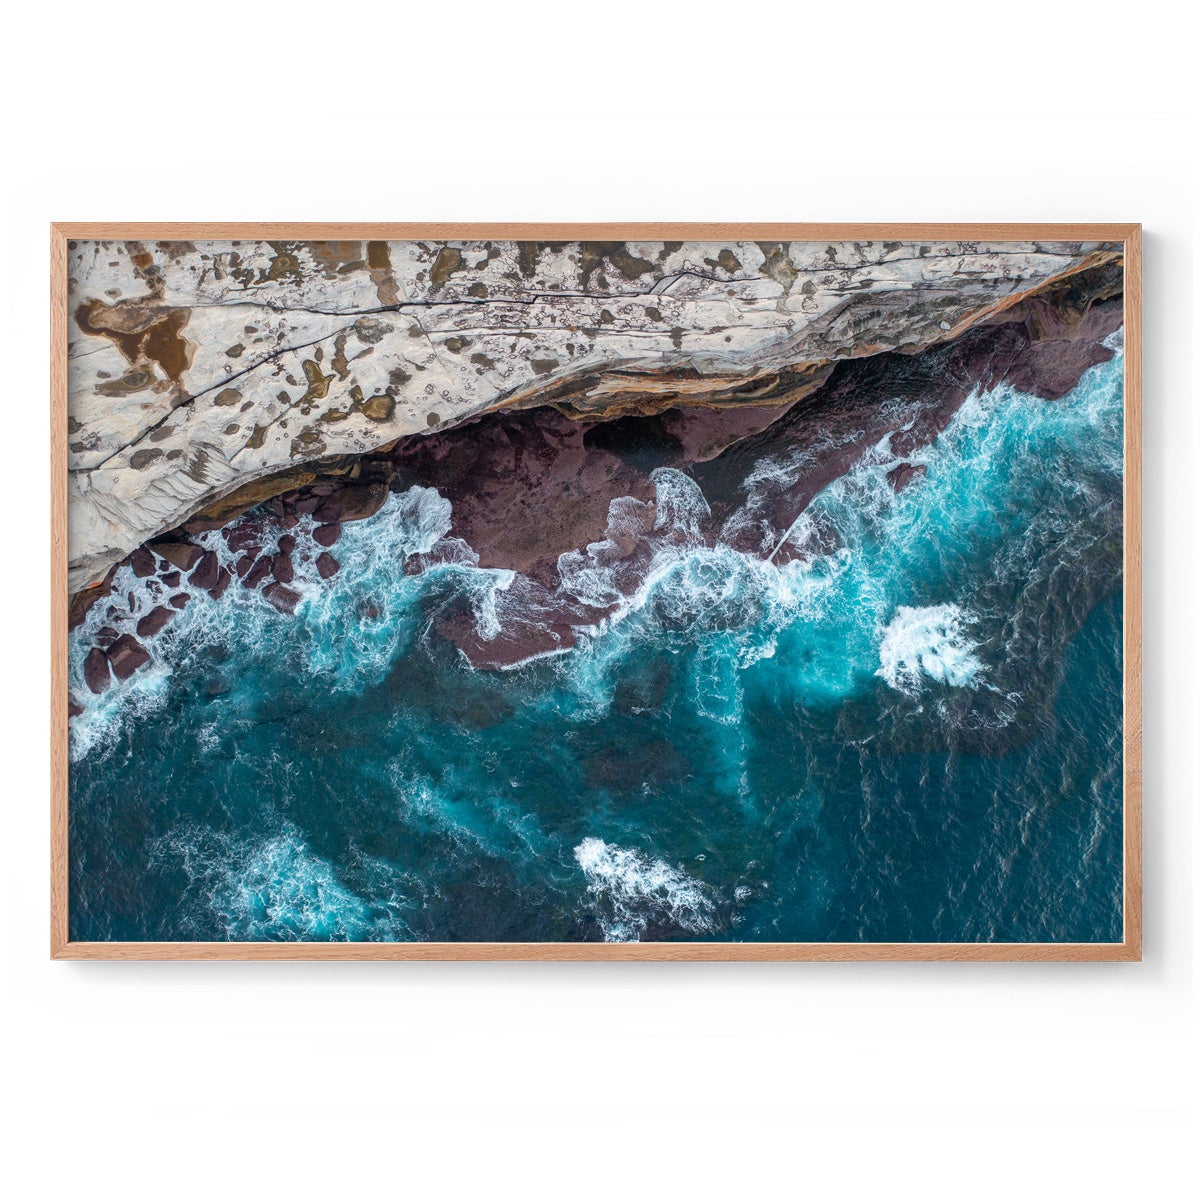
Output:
68 348 1125 942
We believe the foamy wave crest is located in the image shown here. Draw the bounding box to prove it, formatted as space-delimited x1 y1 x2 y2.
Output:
876 604 984 693
573 837 718 941
152 823 409 941
68 661 172 762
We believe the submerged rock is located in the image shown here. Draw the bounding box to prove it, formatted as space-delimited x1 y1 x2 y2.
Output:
887 462 928 492
262 582 301 614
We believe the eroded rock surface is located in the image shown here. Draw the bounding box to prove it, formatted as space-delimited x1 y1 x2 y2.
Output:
67 237 1119 590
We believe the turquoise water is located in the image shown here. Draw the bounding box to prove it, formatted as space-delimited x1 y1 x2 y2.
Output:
67 348 1125 942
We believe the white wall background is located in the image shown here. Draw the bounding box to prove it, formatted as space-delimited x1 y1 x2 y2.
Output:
2 3 1195 1196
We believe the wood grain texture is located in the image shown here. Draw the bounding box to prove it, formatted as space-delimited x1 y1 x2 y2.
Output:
49 222 1143 962
51 227 69 960
1123 226 1143 961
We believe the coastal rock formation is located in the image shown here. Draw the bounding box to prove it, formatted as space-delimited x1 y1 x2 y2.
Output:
67 258 1123 682
67 237 1120 591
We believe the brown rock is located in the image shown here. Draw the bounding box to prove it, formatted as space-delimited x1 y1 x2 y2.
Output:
153 540 205 572
293 495 322 516
271 553 294 584
243 558 272 589
313 482 387 524
225 521 265 554
886 462 928 492
263 582 301 613
107 634 151 681
160 570 181 587
95 626 120 648
68 695 84 719
170 593 191 610
188 551 220 591
129 546 158 577
316 552 340 579
83 648 111 694
136 606 176 638
234 553 257 578
313 523 341 547
68 583 110 630
209 566 233 599
278 534 297 556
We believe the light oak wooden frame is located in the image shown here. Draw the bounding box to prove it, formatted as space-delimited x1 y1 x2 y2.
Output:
50 223 1142 961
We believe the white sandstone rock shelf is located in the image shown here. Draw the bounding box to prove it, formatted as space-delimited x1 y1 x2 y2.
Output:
66 237 1118 591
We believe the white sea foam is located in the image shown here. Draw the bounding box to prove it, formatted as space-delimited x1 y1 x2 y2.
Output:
573 836 718 941
153 823 396 941
876 604 984 693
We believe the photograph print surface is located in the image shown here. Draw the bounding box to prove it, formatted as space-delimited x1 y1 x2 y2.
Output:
63 233 1128 946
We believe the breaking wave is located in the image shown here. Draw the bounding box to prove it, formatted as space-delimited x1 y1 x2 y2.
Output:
574 837 718 941
877 604 984 693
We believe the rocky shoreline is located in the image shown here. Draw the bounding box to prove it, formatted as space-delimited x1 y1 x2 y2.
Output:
67 258 1123 701
66 237 1121 592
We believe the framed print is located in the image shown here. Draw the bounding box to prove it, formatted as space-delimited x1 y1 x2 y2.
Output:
51 223 1141 960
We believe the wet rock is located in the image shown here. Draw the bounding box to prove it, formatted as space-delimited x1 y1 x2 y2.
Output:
106 634 151 681
170 593 191 610
293 495 322 515
313 523 341 547
188 551 220 591
95 626 120 648
234 553 257 578
271 553 295 584
886 462 928 492
83 648 112 694
153 540 204 572
316 552 340 579
225 522 265 554
278 534 297 556
136 606 176 637
208 566 233 599
129 546 158 577
160 570 181 587
262 582 301 613
68 583 110 630
313 481 387 524
67 695 85 718
243 558 272 589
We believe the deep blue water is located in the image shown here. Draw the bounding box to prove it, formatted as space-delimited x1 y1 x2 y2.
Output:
68 347 1125 942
